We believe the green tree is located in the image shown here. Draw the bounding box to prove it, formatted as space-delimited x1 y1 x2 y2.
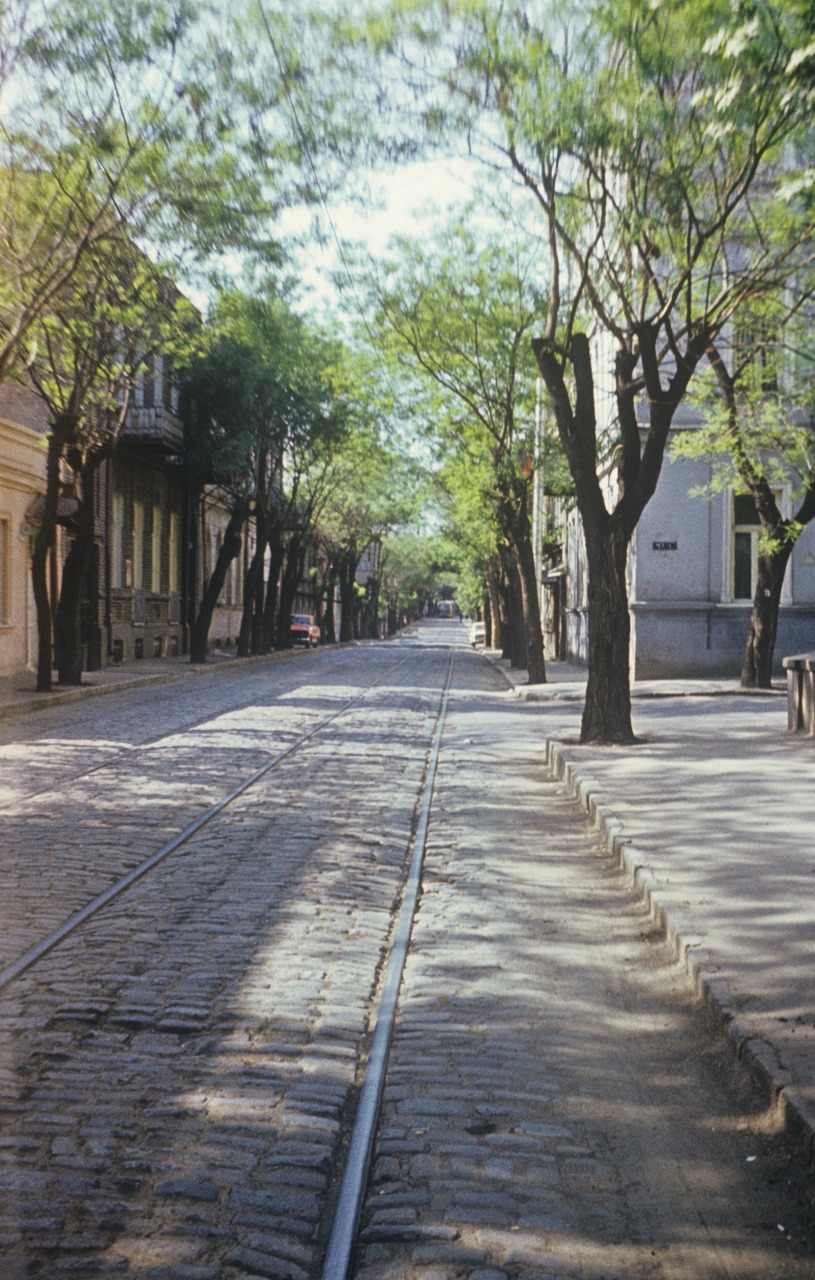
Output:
317 424 420 642
0 0 277 385
312 0 815 741
433 454 504 645
367 218 548 682
188 286 331 658
180 288 354 659
379 531 457 633
25 238 196 689
180 326 261 665
672 292 815 687
5 0 289 689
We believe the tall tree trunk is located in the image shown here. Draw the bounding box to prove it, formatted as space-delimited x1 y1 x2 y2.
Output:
500 549 525 669
509 567 525 669
581 520 635 744
338 553 357 642
497 488 546 683
54 464 99 685
262 528 283 651
741 543 794 689
486 560 502 651
32 426 67 692
498 562 513 661
275 536 306 650
533 329 707 744
190 499 245 663
498 545 524 670
237 508 267 657
362 576 380 639
515 531 546 684
324 568 338 643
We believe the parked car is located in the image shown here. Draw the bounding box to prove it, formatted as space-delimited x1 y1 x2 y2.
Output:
290 614 320 648
469 620 486 647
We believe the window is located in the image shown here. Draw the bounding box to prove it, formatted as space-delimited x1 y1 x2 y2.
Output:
142 353 155 409
168 511 180 595
132 501 144 590
730 490 783 601
0 518 8 623
112 493 125 588
734 319 779 393
214 530 223 601
151 505 162 592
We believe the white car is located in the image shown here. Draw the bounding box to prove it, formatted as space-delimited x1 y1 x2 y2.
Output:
469 621 486 647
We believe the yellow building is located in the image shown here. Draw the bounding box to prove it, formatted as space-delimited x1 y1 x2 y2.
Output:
0 385 48 678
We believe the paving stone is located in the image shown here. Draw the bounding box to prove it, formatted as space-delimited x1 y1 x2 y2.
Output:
222 1244 310 1279
155 1179 220 1202
411 1243 489 1265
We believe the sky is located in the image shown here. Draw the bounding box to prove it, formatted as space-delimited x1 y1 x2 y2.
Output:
277 155 479 316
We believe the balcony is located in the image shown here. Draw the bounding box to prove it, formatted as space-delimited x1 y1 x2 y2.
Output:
121 404 184 455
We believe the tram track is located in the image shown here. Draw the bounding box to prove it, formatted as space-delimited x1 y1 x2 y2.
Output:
321 646 455 1280
0 648 423 994
0 646 404 813
0 633 462 1280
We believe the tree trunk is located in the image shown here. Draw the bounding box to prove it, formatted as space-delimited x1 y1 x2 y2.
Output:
510 576 526 668
486 560 502 651
274 536 306 650
335 552 358 642
515 532 546 684
190 499 245 663
741 543 794 689
496 487 546 683
32 427 67 692
533 329 707 745
237 509 267 657
498 564 513 660
324 569 338 643
360 576 379 639
497 545 523 667
55 464 99 685
262 528 283 651
32 530 54 693
581 520 635 743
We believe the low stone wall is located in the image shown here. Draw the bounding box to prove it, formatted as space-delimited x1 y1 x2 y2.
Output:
782 652 815 736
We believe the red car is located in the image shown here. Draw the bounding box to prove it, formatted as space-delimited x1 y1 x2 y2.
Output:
290 613 320 648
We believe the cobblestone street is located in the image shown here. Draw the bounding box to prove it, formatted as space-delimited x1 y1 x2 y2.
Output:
0 627 812 1279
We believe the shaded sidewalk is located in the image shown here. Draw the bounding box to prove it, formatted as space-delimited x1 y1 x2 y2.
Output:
488 649 815 1159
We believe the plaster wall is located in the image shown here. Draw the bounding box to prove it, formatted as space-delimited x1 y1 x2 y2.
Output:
0 415 46 678
628 444 815 678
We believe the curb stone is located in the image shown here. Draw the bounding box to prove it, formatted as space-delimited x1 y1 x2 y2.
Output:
0 640 377 723
544 737 815 1165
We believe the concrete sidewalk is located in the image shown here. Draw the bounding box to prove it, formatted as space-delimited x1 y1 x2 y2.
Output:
487 649 815 1160
0 648 305 722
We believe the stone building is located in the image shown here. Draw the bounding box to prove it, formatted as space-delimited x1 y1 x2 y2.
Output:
543 401 815 680
0 356 253 679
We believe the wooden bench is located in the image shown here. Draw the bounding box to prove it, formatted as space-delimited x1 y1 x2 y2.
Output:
782 652 815 735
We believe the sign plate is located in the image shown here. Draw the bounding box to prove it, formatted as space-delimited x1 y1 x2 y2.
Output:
652 540 678 551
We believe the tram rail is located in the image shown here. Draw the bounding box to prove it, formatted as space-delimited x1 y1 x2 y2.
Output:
0 650 421 994
0 646 405 813
0 635 461 1280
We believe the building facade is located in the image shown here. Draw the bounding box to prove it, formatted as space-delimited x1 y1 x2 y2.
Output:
0 386 48 677
545 425 815 680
